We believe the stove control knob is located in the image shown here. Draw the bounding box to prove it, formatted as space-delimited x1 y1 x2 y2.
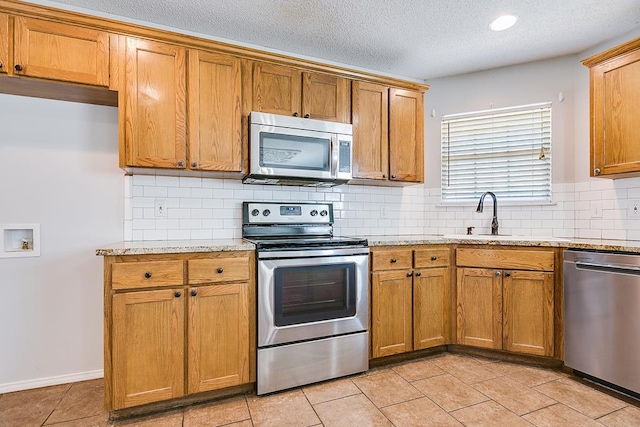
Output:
251 209 260 216
310 209 318 216
263 209 271 216
320 210 328 217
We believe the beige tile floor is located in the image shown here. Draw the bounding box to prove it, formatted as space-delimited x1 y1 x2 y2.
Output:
2 353 640 426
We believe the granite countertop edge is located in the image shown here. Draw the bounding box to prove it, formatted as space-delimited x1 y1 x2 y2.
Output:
96 236 640 256
366 235 640 253
96 239 255 256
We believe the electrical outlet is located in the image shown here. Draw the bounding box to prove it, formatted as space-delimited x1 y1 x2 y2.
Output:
155 199 168 217
630 200 640 219
380 205 388 219
590 201 603 218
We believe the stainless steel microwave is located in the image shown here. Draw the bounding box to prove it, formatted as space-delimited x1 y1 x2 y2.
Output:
244 112 353 187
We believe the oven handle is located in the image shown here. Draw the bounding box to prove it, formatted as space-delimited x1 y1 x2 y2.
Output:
258 247 369 259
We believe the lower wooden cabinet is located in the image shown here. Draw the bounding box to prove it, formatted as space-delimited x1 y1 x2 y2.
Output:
414 266 451 349
104 252 254 410
371 270 413 358
503 270 554 356
187 283 249 394
456 248 555 357
456 268 503 349
112 288 185 409
370 246 451 358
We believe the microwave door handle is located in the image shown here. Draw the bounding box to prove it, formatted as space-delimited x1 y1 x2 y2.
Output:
330 134 339 178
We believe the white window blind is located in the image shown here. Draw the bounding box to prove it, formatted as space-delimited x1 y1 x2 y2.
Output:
441 102 552 203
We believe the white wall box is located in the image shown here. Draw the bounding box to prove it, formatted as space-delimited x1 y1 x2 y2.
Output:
1 224 40 258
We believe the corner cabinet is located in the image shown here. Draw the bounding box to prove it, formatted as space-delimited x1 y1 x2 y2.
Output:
370 246 450 358
104 252 255 410
455 248 555 357
251 61 351 123
352 83 424 183
583 37 640 177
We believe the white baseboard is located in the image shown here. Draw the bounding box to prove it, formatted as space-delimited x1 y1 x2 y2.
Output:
0 369 104 394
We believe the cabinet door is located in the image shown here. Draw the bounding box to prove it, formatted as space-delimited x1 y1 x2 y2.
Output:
252 62 301 116
188 283 249 393
592 49 640 176
112 288 184 409
503 270 554 356
302 72 351 123
371 270 412 358
352 81 389 179
456 268 502 349
414 267 450 349
389 88 424 182
188 50 242 171
124 37 187 168
13 17 109 86
0 13 8 75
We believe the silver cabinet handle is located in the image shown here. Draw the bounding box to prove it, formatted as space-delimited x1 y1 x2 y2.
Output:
495 271 502 277
594 168 601 175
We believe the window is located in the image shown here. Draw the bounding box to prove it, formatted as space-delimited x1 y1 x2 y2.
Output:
441 102 552 203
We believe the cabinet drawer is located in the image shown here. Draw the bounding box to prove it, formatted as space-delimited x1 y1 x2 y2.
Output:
414 248 450 268
188 257 250 284
112 261 184 290
456 248 554 271
371 249 412 271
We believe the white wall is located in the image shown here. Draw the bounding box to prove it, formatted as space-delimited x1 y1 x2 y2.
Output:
0 94 122 392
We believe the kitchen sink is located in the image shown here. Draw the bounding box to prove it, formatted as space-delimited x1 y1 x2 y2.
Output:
443 234 570 242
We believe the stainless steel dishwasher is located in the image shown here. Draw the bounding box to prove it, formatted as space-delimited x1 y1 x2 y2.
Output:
564 250 640 397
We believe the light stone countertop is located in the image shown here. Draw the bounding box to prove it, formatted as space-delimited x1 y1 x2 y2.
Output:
366 234 640 253
96 239 254 256
96 236 640 256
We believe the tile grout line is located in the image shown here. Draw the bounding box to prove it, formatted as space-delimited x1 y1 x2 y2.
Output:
301 384 326 426
40 383 73 427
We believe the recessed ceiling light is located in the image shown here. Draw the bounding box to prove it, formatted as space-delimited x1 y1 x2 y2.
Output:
490 14 518 31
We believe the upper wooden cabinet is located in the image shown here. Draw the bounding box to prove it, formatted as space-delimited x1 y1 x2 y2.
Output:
11 16 109 86
119 37 245 172
302 72 351 122
583 38 640 178
188 51 242 172
252 62 301 116
0 13 8 75
352 83 424 183
389 88 424 182
352 81 389 180
252 62 351 122
122 37 187 169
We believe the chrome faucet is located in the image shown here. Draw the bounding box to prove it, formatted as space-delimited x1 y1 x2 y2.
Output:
476 192 499 235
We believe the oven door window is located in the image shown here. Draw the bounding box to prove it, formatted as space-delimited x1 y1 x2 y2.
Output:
259 133 330 171
274 263 356 326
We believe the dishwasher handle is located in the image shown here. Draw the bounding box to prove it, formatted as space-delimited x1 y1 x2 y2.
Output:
574 261 640 276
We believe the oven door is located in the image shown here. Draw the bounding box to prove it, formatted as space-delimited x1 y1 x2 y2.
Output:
257 248 369 347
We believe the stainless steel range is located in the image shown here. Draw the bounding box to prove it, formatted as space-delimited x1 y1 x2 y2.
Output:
242 201 369 395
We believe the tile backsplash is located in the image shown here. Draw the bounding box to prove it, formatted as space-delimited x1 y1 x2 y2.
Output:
124 174 640 241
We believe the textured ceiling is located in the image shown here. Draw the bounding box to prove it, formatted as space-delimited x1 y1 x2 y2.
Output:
31 0 640 81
